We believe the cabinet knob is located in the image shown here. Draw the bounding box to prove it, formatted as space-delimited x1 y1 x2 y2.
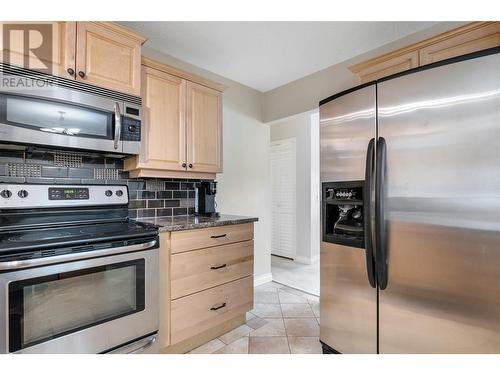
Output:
66 68 75 77
78 71 86 78
182 163 187 168
188 163 193 169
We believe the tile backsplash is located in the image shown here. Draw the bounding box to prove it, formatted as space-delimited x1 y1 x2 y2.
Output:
0 147 204 219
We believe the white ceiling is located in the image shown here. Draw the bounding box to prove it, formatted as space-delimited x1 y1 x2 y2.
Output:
123 22 440 92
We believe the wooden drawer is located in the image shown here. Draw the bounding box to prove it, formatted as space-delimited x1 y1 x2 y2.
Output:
170 276 253 345
171 240 253 299
170 223 254 254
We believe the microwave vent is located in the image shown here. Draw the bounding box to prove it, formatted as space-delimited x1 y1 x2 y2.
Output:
53 152 83 168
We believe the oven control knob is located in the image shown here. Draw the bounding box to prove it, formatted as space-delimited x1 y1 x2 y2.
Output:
115 190 123 197
105 190 113 197
18 190 28 198
0 189 12 199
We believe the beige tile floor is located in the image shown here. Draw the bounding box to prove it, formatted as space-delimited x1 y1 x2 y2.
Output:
271 255 320 296
188 281 321 354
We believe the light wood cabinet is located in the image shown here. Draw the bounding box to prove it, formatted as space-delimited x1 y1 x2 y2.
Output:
0 21 145 95
125 58 224 179
159 223 255 353
186 82 223 174
0 21 75 78
419 22 500 66
350 50 418 84
75 22 144 96
129 66 187 172
349 22 500 84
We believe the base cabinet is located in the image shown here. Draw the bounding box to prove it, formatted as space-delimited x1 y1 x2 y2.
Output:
159 223 254 353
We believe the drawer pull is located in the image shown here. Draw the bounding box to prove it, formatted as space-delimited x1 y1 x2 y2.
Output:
210 263 227 270
210 302 227 311
211 234 227 239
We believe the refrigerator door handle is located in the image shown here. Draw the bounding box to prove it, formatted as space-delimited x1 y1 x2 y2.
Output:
364 138 376 288
376 137 388 290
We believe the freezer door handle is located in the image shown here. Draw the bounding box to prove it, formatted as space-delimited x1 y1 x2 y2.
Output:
376 137 388 290
364 138 376 288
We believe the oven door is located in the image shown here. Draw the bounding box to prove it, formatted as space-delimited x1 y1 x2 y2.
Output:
0 244 158 354
0 88 124 153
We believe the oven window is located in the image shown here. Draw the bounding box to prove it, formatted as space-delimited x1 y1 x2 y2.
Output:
0 94 113 139
8 260 145 353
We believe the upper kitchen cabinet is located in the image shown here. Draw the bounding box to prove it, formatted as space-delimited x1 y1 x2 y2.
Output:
0 21 145 96
186 82 223 174
349 22 500 84
75 22 145 96
419 22 500 65
129 66 187 173
0 21 76 78
125 58 224 179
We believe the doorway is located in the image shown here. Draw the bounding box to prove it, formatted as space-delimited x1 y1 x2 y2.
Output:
269 111 320 296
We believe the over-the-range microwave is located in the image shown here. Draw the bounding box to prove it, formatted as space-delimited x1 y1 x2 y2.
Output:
0 63 142 154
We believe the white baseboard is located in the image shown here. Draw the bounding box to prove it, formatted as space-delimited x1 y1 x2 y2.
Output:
254 273 273 286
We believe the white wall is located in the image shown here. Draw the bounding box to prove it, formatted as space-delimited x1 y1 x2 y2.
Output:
262 22 466 122
270 110 318 264
310 111 320 263
141 46 272 282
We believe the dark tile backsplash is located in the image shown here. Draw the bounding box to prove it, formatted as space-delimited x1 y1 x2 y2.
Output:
0 147 206 219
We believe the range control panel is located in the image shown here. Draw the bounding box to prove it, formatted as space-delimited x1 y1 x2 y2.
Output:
325 186 363 201
49 187 89 200
0 184 128 209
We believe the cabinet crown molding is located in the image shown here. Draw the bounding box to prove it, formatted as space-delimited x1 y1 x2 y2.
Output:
348 21 496 74
142 56 226 92
92 22 148 45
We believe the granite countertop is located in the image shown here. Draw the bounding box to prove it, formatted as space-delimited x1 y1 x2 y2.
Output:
134 214 258 232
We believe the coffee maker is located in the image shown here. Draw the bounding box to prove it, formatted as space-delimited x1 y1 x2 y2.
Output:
195 181 219 217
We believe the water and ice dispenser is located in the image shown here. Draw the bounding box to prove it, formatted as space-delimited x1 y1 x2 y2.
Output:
322 181 365 248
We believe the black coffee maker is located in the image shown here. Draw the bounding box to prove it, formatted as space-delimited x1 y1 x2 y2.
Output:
195 181 219 217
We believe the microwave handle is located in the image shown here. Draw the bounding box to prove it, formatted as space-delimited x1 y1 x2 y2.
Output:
114 102 121 150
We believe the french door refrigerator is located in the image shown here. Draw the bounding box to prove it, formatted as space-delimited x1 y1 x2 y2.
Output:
319 47 500 354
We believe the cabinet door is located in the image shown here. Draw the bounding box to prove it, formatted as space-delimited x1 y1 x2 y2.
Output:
353 50 419 84
0 21 75 79
75 22 142 96
140 66 187 171
419 22 500 66
186 82 223 173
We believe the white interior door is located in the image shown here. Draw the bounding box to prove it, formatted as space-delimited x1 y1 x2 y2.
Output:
271 138 296 259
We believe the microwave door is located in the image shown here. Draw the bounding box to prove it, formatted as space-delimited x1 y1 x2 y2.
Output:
0 91 124 153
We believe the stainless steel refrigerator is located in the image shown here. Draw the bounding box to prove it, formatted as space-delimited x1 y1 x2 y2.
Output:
319 47 500 354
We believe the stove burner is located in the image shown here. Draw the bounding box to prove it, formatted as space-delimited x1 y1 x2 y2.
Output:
8 231 73 242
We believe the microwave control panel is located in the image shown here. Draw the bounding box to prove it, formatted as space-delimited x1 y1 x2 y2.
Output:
121 117 141 142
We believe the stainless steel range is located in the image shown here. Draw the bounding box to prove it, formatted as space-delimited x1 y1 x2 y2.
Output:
0 184 159 354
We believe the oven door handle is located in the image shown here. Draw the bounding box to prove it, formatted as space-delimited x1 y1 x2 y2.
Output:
0 239 157 271
114 102 122 150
